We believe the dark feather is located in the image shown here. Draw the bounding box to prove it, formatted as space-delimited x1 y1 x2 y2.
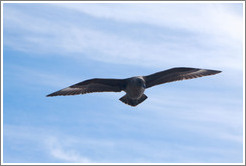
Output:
47 78 127 97
144 67 221 88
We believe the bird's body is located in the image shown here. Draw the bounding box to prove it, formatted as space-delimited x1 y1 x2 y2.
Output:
47 67 221 106
125 77 145 99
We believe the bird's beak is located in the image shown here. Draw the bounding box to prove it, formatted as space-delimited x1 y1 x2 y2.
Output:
143 84 146 88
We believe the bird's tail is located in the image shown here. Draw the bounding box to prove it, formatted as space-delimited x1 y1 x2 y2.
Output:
119 94 148 107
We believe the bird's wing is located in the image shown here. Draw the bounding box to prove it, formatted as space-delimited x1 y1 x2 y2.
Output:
47 78 127 97
144 67 221 88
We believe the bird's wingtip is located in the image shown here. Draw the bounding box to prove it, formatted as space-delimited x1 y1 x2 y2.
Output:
215 70 222 74
46 93 55 97
207 69 222 74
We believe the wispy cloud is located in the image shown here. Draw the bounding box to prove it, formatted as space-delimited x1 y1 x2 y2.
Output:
54 3 243 41
4 65 80 88
3 122 243 163
3 125 91 163
3 3 243 71
45 137 91 163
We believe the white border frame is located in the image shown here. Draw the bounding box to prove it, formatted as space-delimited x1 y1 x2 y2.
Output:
1 1 245 165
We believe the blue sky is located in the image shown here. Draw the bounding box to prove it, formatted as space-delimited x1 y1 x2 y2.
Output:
2 2 244 163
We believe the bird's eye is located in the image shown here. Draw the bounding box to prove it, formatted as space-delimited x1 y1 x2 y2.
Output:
134 78 143 86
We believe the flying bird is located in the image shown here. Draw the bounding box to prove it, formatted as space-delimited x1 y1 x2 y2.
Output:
47 67 221 106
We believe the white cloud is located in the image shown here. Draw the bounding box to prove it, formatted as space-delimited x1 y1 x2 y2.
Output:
3 125 91 163
4 123 242 163
3 3 244 71
144 88 243 144
45 137 91 163
4 65 80 88
54 3 243 41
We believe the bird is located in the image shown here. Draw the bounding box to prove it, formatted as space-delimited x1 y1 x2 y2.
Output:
47 67 221 106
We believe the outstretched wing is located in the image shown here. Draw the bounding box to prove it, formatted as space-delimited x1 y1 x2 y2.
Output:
47 78 127 97
144 67 221 88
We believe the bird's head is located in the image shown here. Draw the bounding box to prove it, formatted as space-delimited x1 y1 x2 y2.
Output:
132 77 146 88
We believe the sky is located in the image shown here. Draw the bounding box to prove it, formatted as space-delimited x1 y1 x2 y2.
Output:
2 2 244 164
